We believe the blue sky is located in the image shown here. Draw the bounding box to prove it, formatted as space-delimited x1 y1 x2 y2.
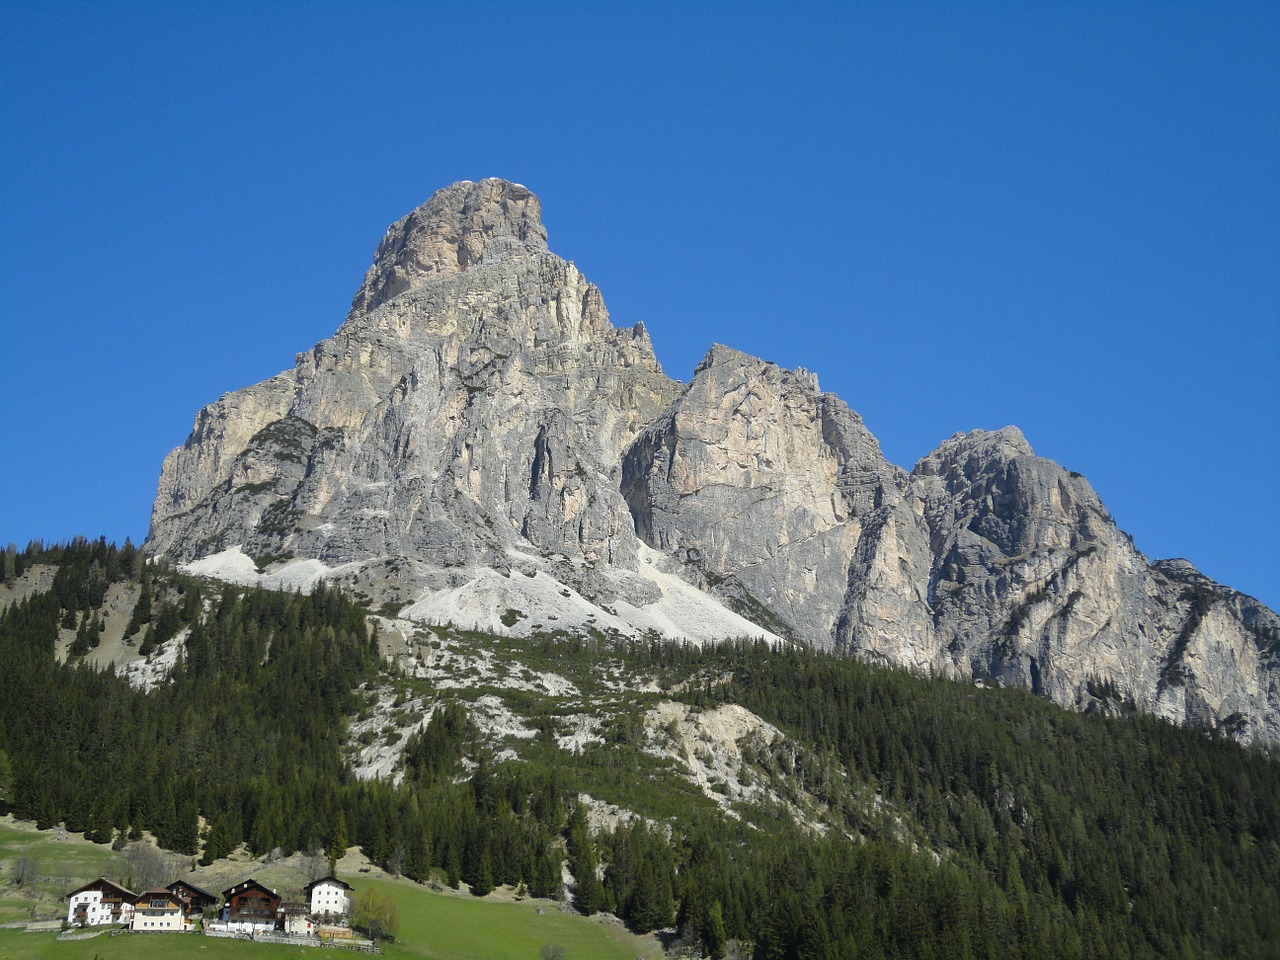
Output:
2 1 1276 609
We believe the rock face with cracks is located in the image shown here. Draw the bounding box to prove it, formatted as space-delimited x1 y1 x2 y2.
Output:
151 179 680 609
149 178 1280 747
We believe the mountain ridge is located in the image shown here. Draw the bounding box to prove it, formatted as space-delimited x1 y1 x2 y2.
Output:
147 178 1280 746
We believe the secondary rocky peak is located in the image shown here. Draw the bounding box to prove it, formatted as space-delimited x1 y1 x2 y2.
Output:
693 342 752 373
690 343 821 395
350 178 549 315
913 426 1034 478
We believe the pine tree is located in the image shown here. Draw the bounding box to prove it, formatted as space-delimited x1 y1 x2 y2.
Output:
328 810 350 873
446 844 462 889
125 570 152 639
171 794 200 856
628 856 673 933
471 847 495 897
138 623 156 657
568 808 603 915
529 837 562 900
69 614 92 658
201 813 238 865
249 795 286 856
701 900 727 960
404 824 432 883
0 749 12 811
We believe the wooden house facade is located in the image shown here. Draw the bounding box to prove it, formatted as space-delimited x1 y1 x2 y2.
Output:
167 879 219 916
220 878 281 933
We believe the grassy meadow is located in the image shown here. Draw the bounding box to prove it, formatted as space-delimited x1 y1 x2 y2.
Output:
0 817 661 960
0 818 123 923
366 877 662 960
0 884 660 960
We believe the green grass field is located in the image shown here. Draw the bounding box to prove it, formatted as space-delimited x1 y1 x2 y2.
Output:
0 818 124 923
0 880 661 960
366 878 662 960
1 818 662 960
0 930 340 960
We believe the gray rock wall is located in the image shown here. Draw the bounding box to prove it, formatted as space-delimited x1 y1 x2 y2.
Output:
149 179 1280 747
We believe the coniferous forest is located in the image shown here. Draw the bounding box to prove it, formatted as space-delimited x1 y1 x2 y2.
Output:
2 539 1278 959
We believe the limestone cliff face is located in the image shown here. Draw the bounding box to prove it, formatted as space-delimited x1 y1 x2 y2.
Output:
897 429 1280 745
150 179 1280 746
624 400 1280 743
150 179 680 603
621 344 912 646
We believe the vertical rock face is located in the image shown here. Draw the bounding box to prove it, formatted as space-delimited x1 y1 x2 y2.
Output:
906 429 1161 692
149 179 1280 747
150 178 680 601
621 344 907 644
892 429 1280 745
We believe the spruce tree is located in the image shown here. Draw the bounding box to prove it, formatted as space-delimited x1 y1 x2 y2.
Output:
327 810 349 873
529 839 562 900
471 847 494 897
446 844 462 889
568 808 603 915
701 900 727 960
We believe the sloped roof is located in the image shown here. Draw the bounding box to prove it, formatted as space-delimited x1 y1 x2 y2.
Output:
304 875 353 893
135 887 185 906
67 877 136 901
222 878 280 900
167 879 219 903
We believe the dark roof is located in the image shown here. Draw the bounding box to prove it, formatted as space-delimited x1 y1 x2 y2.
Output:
304 875 353 893
222 878 280 900
67 877 137 901
167 880 219 903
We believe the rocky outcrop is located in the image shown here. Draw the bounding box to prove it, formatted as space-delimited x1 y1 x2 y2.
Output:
149 179 1280 747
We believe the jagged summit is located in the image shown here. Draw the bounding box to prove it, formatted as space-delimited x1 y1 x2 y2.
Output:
915 426 1035 471
350 179 549 316
149 180 1280 747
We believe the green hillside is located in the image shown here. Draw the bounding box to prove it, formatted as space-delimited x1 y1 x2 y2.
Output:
0 883 658 960
2 539 1279 959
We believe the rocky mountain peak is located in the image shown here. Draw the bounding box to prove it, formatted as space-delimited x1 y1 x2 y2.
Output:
150 179 1280 748
691 343 821 395
350 178 548 316
693 342 753 374
913 426 1034 478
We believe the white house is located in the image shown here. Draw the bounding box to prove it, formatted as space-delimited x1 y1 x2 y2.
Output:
304 876 353 919
66 877 137 926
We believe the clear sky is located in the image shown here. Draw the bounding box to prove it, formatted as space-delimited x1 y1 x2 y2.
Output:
2 2 1276 610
